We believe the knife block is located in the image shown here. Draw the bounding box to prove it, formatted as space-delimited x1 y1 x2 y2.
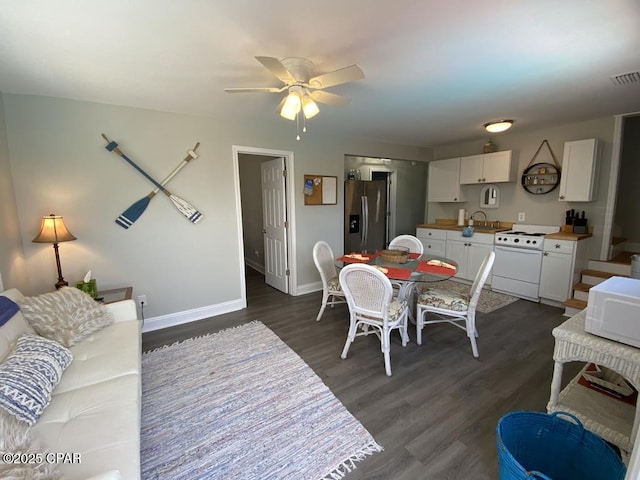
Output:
573 218 588 234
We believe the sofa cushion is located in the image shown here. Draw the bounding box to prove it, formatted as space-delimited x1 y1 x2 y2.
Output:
56 320 141 394
0 290 35 363
17 287 113 348
33 374 141 480
0 334 73 425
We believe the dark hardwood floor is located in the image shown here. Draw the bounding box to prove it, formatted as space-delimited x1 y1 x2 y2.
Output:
143 267 579 479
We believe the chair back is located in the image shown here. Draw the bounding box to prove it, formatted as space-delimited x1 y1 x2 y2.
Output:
389 235 424 255
468 251 496 309
339 264 393 319
313 241 337 287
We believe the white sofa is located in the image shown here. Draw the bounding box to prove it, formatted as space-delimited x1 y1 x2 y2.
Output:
0 288 141 480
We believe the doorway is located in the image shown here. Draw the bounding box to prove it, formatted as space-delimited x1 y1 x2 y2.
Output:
233 146 296 304
601 112 640 260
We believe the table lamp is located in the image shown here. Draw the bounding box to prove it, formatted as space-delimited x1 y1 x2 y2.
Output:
33 214 77 289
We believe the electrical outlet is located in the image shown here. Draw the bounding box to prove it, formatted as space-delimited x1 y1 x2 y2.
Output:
254 249 259 257
518 212 526 222
137 295 147 307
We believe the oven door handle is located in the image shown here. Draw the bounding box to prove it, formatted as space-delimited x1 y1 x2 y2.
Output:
494 245 542 256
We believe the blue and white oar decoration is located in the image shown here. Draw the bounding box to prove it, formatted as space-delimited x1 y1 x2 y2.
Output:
102 134 203 228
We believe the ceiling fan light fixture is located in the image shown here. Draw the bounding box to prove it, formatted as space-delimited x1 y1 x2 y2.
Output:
484 120 514 133
301 94 319 119
280 92 301 120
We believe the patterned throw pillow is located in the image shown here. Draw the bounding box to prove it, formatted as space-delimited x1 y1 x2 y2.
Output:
17 287 113 347
0 333 73 425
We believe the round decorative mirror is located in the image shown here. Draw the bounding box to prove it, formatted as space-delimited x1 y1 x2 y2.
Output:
480 184 500 209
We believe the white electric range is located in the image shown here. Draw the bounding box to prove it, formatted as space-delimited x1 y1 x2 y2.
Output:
492 224 560 301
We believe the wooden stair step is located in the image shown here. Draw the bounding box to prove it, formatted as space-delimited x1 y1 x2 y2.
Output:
564 298 587 310
573 282 592 292
581 269 619 279
611 236 627 246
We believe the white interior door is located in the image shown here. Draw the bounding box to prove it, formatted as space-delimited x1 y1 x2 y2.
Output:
261 157 288 293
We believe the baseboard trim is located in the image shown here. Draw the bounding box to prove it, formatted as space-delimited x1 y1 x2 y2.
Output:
295 281 322 296
141 298 246 333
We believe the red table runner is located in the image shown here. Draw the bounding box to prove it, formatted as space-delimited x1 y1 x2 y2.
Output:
416 260 457 276
375 266 412 280
337 252 380 263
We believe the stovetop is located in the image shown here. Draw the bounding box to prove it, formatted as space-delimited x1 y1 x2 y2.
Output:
494 224 560 250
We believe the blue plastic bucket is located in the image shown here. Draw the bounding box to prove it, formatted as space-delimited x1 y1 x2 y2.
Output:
497 411 626 480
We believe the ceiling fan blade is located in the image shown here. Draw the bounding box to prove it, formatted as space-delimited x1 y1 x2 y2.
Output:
255 56 297 84
309 90 351 107
309 65 364 89
224 87 285 93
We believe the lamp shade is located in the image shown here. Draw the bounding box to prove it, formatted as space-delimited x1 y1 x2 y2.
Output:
33 214 77 244
280 92 301 120
301 95 319 119
484 120 514 133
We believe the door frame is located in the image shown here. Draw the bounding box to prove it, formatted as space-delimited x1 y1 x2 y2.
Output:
233 145 297 302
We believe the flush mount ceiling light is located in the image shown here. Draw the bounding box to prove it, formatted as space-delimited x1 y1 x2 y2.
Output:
484 120 514 133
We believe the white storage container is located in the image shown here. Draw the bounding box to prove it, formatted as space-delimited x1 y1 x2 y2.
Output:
585 276 640 348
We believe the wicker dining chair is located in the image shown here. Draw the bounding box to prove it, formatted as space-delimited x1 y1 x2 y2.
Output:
389 234 424 256
415 251 495 357
312 241 346 321
339 263 410 376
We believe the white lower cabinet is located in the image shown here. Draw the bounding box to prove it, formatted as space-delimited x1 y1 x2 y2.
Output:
445 231 494 283
416 228 446 257
539 238 590 303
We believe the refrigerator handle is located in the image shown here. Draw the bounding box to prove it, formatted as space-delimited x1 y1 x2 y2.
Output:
361 195 368 247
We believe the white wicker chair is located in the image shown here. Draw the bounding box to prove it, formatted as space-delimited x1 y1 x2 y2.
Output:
389 234 424 257
312 241 346 321
339 263 410 376
415 251 495 358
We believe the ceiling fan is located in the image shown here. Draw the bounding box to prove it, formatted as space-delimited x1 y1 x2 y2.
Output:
224 56 365 123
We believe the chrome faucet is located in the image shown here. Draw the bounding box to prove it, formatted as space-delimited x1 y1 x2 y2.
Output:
471 210 487 225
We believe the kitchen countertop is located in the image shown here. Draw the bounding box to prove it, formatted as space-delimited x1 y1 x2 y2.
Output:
416 218 512 234
544 232 592 241
416 219 592 240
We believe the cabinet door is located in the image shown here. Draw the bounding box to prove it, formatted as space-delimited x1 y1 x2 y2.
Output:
419 239 446 257
539 251 573 302
558 139 598 202
482 150 515 183
468 243 494 284
428 158 465 202
459 155 484 184
446 240 468 279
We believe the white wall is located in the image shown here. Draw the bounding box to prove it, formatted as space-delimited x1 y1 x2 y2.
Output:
0 94 29 292
2 93 431 326
429 117 616 259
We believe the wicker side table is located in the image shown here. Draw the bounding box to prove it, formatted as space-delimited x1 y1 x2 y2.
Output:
547 309 640 456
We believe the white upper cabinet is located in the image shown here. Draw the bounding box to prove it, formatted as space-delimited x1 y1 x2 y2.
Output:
428 158 466 202
558 138 598 202
459 150 515 184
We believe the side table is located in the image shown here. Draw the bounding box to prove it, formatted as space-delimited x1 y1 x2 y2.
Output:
547 309 640 456
97 287 133 305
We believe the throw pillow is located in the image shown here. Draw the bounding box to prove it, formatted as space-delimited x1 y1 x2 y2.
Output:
17 287 113 347
0 296 20 327
0 333 73 425
0 410 63 480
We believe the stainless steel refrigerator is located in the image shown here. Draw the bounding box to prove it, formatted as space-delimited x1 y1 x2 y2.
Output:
344 180 388 253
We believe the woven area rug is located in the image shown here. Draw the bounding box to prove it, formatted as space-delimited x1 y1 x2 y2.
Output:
141 321 382 480
423 280 519 313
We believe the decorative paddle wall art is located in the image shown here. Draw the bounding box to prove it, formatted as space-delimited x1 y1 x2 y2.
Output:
101 134 203 228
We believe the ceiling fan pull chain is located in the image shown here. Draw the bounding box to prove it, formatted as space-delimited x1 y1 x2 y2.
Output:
296 112 301 141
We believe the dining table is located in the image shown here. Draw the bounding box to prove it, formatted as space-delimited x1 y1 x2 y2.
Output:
335 251 459 315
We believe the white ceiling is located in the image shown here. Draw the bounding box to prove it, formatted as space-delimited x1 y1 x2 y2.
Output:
1 0 640 147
